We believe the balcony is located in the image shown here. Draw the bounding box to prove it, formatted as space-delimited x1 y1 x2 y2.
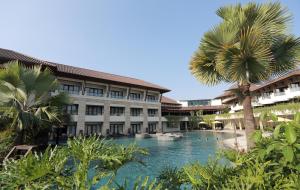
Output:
110 95 125 99
129 97 143 101
290 86 300 92
86 92 104 97
274 91 285 96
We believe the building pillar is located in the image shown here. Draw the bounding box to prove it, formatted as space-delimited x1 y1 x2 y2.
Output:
76 100 86 136
124 104 131 135
239 120 243 130
103 101 110 136
143 105 148 133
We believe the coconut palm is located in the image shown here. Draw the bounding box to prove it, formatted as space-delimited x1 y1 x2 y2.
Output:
0 61 69 145
190 2 300 149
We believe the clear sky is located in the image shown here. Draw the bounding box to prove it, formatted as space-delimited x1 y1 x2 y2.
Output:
1 0 299 100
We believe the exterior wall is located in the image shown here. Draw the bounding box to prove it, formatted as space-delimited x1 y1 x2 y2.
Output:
55 77 162 136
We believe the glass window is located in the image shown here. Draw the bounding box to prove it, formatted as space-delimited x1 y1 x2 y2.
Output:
60 84 80 94
131 123 142 134
129 93 141 100
86 87 103 97
148 122 157 133
130 108 143 116
146 95 157 102
110 90 124 99
85 122 102 136
66 123 77 137
63 104 78 115
148 109 158 117
86 105 103 115
110 107 125 116
110 123 124 135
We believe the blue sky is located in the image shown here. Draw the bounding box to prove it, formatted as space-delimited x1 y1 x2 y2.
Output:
1 0 300 100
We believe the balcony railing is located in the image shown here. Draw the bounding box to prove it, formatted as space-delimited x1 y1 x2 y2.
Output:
290 86 300 92
274 91 285 96
110 95 125 99
86 92 104 97
60 89 80 95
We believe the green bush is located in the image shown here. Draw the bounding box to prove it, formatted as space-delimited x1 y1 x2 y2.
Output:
179 116 300 189
0 136 148 189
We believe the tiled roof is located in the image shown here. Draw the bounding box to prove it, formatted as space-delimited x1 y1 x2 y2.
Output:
0 48 170 92
179 105 227 111
164 105 227 112
251 69 300 91
161 96 181 105
53 63 170 92
0 48 55 67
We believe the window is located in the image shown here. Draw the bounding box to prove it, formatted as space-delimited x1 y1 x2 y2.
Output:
66 123 77 137
148 109 158 117
129 93 142 100
291 83 300 90
60 84 80 94
146 95 157 102
148 122 157 134
85 87 103 97
85 122 102 136
110 123 124 135
63 104 78 115
110 107 125 116
131 123 142 134
130 108 143 116
86 105 103 115
110 90 124 99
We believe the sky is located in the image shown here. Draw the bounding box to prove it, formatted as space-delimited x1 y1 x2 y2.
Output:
0 0 300 100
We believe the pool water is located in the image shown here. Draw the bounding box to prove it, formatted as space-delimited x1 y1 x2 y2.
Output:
95 131 236 188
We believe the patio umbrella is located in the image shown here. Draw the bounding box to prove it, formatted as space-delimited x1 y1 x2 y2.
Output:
199 121 207 124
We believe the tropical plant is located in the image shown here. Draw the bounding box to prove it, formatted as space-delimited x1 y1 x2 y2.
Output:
188 111 203 130
0 61 70 145
180 113 300 189
115 176 162 190
157 166 184 190
189 2 300 149
258 111 278 132
0 136 148 190
164 115 182 129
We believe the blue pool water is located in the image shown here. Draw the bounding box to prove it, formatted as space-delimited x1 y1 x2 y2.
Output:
95 131 236 188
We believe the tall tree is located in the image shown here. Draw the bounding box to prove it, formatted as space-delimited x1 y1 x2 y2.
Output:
0 61 70 145
190 2 300 149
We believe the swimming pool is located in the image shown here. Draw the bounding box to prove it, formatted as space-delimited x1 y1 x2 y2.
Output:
95 131 236 188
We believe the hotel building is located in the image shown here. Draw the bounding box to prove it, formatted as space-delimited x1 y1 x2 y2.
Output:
1 48 299 135
216 69 300 113
0 48 170 138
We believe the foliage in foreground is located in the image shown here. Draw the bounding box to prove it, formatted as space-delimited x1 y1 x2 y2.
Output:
0 61 70 145
0 136 151 190
158 115 300 189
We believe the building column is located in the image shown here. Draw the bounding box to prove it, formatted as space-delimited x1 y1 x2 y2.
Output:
124 104 131 135
76 101 86 136
103 101 110 136
143 105 148 133
238 120 243 130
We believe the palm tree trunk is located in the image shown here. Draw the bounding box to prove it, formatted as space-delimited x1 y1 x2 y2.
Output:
241 84 256 150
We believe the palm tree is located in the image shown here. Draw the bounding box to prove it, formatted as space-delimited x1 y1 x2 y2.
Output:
0 61 70 145
190 2 300 149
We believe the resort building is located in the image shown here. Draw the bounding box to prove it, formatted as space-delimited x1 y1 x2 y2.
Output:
0 48 170 139
1 48 299 136
216 69 300 113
